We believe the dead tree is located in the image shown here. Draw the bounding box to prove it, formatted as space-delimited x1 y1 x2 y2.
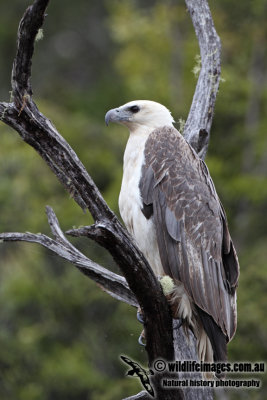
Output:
0 0 221 399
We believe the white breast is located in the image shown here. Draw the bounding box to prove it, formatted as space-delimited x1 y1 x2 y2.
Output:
119 132 164 276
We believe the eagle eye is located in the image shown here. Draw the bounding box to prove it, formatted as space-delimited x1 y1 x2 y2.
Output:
129 105 140 113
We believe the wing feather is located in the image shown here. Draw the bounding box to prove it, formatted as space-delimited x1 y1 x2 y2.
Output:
139 126 240 347
165 207 181 242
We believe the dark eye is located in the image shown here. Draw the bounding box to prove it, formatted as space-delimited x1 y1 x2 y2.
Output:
129 105 140 113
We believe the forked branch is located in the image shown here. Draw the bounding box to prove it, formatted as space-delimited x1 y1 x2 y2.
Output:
0 0 220 398
0 206 138 308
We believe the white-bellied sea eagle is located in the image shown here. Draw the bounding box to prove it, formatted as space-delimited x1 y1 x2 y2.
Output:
105 100 239 364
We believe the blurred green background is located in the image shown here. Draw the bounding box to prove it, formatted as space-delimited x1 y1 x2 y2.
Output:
0 0 266 399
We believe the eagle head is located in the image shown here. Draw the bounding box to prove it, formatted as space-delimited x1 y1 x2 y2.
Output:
105 100 174 132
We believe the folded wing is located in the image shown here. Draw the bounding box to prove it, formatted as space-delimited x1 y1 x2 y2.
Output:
139 127 239 360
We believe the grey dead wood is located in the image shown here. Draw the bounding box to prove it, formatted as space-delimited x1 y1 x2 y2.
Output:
0 0 221 399
183 0 221 161
0 206 137 308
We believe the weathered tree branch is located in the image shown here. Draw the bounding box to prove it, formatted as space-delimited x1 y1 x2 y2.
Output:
0 0 221 398
12 0 49 100
0 206 137 308
183 0 221 160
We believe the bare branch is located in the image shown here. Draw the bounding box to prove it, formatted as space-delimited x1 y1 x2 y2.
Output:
173 322 213 400
12 0 50 100
0 206 137 308
66 222 176 370
183 0 221 159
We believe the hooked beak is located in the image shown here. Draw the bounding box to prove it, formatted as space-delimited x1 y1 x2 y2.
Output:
105 107 130 126
105 108 118 126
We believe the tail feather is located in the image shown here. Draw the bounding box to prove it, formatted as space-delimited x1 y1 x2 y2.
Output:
198 325 214 363
161 277 228 377
196 306 227 363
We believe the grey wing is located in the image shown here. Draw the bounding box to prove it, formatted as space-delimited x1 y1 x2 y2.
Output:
139 127 239 345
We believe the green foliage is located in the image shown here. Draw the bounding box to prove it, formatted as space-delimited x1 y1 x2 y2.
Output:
108 1 174 101
0 0 267 399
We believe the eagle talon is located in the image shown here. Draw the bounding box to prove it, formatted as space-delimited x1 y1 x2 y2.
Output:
137 310 145 324
173 318 183 330
138 332 146 346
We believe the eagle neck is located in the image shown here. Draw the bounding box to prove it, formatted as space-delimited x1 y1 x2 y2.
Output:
123 128 150 172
